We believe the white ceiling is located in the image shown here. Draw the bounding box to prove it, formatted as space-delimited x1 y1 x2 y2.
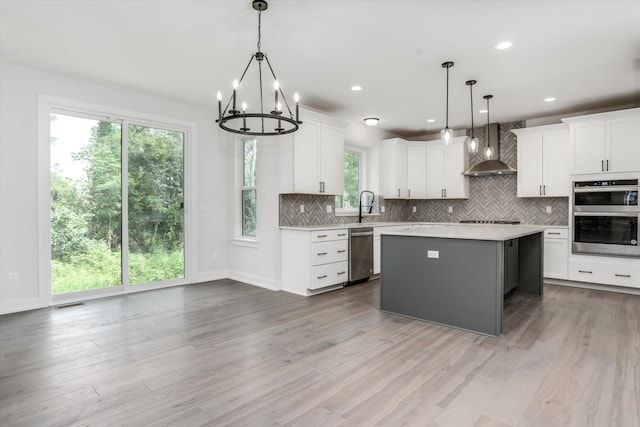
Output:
1 0 639 137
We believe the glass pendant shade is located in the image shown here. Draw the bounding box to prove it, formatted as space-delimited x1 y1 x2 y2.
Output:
467 136 479 153
484 145 494 160
441 127 453 144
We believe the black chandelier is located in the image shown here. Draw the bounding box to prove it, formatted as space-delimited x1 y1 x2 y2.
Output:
216 0 301 136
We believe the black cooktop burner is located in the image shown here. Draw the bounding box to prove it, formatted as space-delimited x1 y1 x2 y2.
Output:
460 220 521 225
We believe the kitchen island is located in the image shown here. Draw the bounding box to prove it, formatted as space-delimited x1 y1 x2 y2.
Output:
380 224 546 337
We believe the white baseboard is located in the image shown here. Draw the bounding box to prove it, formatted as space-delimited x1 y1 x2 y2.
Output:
0 296 47 315
195 269 229 284
227 270 281 291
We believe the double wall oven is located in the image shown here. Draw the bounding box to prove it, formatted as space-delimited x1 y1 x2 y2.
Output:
572 179 639 258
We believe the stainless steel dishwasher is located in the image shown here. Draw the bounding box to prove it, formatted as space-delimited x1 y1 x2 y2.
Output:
349 227 373 283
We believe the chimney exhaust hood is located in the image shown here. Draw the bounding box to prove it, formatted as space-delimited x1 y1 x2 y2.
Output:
463 123 517 176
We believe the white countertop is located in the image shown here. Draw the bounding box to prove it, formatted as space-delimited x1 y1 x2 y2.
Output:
280 222 413 231
380 223 547 241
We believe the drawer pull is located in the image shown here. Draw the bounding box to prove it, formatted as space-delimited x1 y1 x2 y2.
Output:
317 275 328 279
614 274 631 278
337 250 346 253
317 234 328 238
548 232 561 235
578 270 593 274
337 233 347 237
337 271 346 275
317 252 328 256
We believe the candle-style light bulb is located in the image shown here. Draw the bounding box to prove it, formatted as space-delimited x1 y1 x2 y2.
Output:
274 81 279 113
242 102 247 113
241 102 248 131
276 102 282 112
232 79 239 113
294 92 300 122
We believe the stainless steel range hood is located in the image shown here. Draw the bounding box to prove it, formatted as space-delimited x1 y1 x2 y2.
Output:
463 123 517 176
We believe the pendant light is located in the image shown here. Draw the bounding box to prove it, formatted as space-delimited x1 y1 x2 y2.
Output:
483 95 494 160
465 80 479 153
216 0 301 136
440 61 454 144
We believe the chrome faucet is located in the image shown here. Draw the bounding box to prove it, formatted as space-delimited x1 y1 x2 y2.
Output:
359 190 375 223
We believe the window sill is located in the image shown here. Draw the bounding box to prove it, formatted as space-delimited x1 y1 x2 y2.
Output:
232 237 259 248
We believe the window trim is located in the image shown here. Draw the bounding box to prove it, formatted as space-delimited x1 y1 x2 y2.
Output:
335 144 367 215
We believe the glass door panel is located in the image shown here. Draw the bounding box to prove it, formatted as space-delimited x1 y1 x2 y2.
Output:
127 124 185 285
50 113 122 295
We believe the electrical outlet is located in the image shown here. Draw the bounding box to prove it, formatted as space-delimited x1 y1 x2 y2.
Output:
326 205 332 213
300 205 305 213
448 206 453 213
413 206 417 213
427 250 439 259
546 206 552 214
381 206 385 213
8 272 18 284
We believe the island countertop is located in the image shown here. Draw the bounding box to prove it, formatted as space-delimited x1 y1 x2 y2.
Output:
380 223 547 241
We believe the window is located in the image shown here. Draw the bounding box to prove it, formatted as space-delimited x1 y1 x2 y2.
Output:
336 150 362 210
241 139 257 237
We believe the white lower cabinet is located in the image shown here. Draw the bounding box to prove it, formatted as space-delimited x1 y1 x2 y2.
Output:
544 228 568 279
282 228 348 296
569 256 640 288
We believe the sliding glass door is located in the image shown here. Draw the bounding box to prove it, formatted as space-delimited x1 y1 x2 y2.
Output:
50 113 184 297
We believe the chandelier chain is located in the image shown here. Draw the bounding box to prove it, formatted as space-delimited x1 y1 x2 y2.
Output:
257 9 262 52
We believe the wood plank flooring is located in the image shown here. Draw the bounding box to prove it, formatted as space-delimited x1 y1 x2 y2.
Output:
1 279 639 426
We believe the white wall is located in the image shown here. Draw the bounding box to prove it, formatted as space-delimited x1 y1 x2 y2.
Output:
0 62 228 314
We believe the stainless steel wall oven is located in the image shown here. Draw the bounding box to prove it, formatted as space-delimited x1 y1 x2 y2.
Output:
572 179 639 258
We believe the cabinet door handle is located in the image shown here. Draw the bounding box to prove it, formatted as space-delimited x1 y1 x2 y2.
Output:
601 160 604 171
444 189 447 198
539 185 543 195
397 189 400 197
543 185 546 195
408 189 411 198
337 250 346 253
614 274 631 278
578 270 593 274
606 159 609 171
317 252 328 256
317 275 328 279
337 271 346 275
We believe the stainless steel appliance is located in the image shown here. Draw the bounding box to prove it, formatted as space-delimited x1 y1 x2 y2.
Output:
572 179 639 258
349 227 373 283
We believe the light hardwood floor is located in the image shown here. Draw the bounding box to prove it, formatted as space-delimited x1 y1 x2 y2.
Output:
1 279 639 426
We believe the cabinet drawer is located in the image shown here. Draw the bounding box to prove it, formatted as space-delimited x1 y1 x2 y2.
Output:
569 259 640 288
311 229 348 243
310 261 349 289
311 240 348 265
544 228 568 239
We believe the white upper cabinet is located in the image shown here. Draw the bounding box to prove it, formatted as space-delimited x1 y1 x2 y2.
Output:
407 143 427 198
381 138 408 198
563 108 640 175
513 124 570 197
294 119 344 195
425 136 469 199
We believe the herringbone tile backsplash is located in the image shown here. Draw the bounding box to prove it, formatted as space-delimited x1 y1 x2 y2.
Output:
280 121 569 227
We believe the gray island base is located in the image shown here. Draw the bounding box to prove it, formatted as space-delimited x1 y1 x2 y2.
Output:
380 224 545 337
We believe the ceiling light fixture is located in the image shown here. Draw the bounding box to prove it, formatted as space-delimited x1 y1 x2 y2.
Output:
440 61 455 145
364 117 379 127
465 80 479 153
495 41 513 50
216 0 301 136
544 97 556 102
483 95 494 160
351 85 363 91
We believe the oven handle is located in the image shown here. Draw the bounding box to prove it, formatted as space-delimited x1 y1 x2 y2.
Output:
573 186 639 193
573 212 639 217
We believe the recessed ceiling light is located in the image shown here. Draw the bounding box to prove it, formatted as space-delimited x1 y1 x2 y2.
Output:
495 41 512 50
479 109 488 114
427 118 435 123
544 97 556 102
351 85 362 91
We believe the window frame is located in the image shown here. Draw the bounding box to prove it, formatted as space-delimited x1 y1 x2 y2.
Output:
237 138 258 241
335 144 367 215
